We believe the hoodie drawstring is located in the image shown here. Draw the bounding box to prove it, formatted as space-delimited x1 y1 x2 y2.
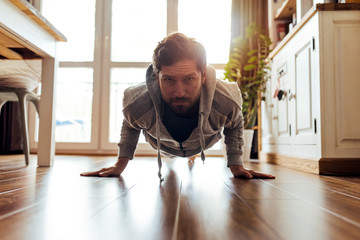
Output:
156 115 164 181
156 111 206 181
199 112 206 163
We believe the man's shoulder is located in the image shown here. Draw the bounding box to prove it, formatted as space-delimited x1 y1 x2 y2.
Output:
123 82 147 102
123 82 153 111
213 79 242 109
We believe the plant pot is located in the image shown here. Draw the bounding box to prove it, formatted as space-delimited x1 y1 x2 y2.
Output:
242 129 254 162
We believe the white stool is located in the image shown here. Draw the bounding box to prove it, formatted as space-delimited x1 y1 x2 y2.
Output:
0 60 41 165
0 88 40 165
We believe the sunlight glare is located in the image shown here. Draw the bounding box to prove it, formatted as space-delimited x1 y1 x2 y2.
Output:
178 0 232 64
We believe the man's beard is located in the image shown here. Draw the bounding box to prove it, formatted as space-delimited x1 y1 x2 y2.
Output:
168 97 199 117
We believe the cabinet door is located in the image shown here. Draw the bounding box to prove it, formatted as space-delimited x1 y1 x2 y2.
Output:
291 38 317 145
261 75 274 144
321 11 360 158
271 59 291 145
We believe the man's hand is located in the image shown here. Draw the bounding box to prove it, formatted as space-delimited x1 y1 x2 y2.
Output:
230 165 275 179
80 157 130 177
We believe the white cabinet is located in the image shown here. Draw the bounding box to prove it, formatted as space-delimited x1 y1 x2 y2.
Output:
263 14 320 159
261 7 360 174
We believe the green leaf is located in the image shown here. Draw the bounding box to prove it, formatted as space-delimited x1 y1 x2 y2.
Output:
230 72 239 77
248 56 257 64
230 59 241 65
233 47 242 53
244 64 256 71
247 49 258 56
230 53 242 59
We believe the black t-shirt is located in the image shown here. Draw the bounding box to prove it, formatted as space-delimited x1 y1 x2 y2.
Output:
162 103 198 143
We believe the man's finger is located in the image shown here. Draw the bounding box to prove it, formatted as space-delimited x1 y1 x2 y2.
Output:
234 170 253 179
80 167 113 177
99 170 112 177
80 170 102 176
243 170 253 178
99 169 120 177
250 170 275 179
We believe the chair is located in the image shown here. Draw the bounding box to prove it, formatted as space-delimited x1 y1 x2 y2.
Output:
0 88 40 165
0 60 41 165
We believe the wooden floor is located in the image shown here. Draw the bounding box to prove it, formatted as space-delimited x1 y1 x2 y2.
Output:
0 155 360 240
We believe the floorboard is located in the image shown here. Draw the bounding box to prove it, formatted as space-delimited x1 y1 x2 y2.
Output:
0 155 359 240
175 159 281 240
68 163 180 240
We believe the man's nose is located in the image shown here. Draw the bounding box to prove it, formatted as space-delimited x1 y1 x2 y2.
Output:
174 82 186 98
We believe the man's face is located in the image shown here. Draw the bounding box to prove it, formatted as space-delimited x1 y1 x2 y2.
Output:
158 59 206 117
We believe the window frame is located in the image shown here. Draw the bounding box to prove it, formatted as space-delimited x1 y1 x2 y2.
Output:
30 0 227 156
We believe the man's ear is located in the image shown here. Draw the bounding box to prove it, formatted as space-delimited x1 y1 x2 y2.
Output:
201 68 207 84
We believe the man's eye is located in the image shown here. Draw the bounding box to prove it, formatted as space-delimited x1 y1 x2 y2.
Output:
164 78 173 82
185 77 194 82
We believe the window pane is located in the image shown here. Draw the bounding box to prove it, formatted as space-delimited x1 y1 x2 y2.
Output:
42 0 96 61
216 69 226 80
178 0 231 64
111 0 166 62
109 68 147 143
55 68 93 142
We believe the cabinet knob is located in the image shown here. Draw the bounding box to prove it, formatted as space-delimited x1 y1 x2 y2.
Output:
272 116 278 120
269 104 274 108
289 93 296 100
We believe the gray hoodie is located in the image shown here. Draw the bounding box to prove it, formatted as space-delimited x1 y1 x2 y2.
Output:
118 64 244 180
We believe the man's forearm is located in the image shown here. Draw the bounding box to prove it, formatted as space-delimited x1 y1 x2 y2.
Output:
117 120 141 159
115 157 130 167
223 115 245 166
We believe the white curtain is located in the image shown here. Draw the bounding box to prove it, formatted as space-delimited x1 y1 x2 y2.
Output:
231 0 268 40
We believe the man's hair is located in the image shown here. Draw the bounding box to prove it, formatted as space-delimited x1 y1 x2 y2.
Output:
152 33 207 75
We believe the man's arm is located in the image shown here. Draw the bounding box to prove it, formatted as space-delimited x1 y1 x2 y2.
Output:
224 121 275 179
223 104 275 179
80 119 141 177
223 108 245 167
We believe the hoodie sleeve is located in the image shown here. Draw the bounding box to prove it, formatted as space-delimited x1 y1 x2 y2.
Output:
223 106 245 167
213 79 245 167
117 85 144 160
117 119 141 160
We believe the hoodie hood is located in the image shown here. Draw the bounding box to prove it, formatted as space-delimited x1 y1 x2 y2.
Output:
145 64 217 181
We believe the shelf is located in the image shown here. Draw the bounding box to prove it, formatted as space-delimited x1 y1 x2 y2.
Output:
275 0 297 20
269 5 317 59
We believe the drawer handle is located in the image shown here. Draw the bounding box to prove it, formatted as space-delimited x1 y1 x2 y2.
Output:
289 93 296 101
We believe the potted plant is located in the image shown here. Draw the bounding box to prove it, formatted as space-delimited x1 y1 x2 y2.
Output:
223 22 272 161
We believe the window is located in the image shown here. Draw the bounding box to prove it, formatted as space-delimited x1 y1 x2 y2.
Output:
37 0 231 155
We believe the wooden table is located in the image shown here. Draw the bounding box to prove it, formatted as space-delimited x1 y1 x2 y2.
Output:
0 0 66 166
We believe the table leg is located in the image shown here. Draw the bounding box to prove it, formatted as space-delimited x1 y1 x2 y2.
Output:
37 57 58 166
